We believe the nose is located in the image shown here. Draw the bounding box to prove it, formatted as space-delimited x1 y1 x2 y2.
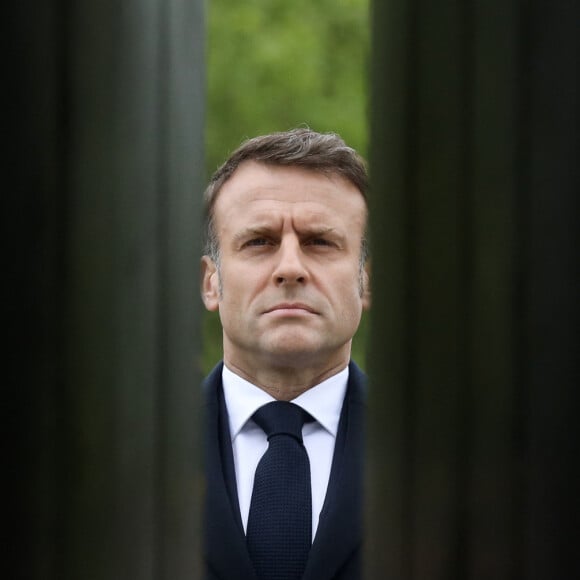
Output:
272 236 308 286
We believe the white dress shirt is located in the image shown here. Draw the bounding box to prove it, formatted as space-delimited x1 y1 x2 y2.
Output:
222 364 349 541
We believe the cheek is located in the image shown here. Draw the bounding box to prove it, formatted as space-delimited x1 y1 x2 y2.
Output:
324 284 363 322
219 267 264 312
330 266 364 298
218 297 247 336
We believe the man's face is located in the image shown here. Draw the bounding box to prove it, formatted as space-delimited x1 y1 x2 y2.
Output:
201 161 370 372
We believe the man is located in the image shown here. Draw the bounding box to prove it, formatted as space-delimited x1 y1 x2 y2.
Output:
201 128 370 580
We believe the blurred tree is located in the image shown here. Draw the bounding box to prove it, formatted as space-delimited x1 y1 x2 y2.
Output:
203 0 370 374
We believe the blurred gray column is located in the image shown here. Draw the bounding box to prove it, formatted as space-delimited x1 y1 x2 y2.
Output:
6 1 205 579
366 0 578 578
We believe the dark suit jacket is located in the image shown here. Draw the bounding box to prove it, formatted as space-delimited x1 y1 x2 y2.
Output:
203 361 366 580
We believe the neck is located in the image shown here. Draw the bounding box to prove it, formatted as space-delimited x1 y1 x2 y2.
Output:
224 354 350 401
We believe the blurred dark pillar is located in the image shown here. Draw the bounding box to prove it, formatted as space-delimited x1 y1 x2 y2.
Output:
6 1 205 579
367 1 578 579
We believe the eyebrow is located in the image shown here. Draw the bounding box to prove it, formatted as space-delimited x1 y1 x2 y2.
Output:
302 226 337 236
304 224 350 239
232 227 274 244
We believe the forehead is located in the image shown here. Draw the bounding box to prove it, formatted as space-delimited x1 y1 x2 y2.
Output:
212 161 367 229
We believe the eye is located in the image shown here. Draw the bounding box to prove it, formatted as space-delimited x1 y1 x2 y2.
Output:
306 238 334 247
243 237 271 248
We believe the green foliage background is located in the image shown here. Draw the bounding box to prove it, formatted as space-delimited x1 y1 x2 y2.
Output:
202 0 370 375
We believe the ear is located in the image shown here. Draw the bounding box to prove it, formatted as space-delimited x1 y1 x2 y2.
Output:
201 256 220 312
361 260 371 310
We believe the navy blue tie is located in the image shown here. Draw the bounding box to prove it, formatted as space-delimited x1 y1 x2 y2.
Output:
247 401 312 580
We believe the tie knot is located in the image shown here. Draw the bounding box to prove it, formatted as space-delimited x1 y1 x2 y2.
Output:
252 401 312 443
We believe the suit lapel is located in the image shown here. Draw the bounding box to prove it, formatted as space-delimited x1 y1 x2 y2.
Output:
302 362 366 580
203 363 257 580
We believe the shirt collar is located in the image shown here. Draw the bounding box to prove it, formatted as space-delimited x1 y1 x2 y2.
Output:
222 364 349 440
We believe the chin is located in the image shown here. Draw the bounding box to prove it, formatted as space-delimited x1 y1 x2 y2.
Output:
264 338 341 367
263 337 319 359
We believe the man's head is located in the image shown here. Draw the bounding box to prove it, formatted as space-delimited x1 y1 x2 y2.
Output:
201 128 370 386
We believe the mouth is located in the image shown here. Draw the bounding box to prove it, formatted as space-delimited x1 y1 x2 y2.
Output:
264 303 318 315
